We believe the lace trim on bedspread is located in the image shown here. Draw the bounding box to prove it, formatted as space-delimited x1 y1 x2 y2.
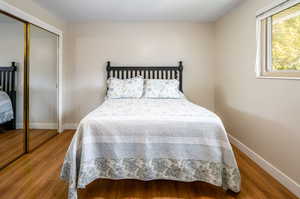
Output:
61 158 240 199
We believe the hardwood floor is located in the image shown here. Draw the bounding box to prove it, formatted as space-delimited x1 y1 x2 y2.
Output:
28 129 58 151
0 129 24 168
0 130 298 199
0 129 58 168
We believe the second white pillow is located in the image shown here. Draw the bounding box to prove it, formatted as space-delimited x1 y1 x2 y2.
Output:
144 79 182 98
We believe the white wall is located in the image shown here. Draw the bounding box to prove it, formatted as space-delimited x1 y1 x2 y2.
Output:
215 0 300 185
65 22 216 123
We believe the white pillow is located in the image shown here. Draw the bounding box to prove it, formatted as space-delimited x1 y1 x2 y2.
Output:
107 76 144 98
143 79 182 98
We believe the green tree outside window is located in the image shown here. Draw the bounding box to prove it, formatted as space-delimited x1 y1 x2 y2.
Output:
272 4 300 70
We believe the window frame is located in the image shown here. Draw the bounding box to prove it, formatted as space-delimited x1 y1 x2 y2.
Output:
256 0 300 79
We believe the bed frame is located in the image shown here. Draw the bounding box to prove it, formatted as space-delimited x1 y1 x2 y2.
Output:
106 61 184 92
0 62 17 130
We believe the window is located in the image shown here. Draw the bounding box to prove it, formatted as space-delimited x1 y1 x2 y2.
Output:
256 0 300 78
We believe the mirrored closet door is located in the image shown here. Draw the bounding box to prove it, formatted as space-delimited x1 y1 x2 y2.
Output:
0 13 25 168
0 8 61 168
28 25 59 151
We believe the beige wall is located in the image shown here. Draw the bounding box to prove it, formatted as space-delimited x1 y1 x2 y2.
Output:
65 22 216 122
215 0 300 184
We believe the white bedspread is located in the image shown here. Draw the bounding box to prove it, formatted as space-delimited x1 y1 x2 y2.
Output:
0 91 13 124
61 98 241 199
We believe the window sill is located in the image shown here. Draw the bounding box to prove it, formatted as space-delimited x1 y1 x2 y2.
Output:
256 75 300 80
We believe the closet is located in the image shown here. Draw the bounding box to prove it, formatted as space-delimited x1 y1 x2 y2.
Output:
0 11 59 168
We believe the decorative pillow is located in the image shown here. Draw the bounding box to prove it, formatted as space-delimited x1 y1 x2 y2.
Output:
107 76 144 98
143 79 182 98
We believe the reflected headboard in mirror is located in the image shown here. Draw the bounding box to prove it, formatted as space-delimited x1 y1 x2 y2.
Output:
106 61 183 92
0 62 17 130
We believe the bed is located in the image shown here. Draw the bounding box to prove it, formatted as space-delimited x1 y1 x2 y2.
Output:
61 62 241 199
0 62 17 130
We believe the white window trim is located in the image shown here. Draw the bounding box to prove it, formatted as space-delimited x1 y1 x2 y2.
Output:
266 17 273 72
273 9 300 24
256 0 300 80
0 0 64 132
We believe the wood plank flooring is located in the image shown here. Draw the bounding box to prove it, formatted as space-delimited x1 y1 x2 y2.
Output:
0 130 298 199
28 129 58 151
0 129 24 168
0 129 58 168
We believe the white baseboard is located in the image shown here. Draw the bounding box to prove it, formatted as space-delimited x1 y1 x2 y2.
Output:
16 122 78 131
228 134 300 198
16 122 58 129
63 123 78 130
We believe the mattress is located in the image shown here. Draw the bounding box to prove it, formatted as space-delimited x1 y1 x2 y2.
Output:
61 98 241 199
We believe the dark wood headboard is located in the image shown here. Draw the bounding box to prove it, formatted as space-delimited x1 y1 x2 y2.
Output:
0 62 17 129
106 61 184 92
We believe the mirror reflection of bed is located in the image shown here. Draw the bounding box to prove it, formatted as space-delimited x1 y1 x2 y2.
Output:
0 63 24 168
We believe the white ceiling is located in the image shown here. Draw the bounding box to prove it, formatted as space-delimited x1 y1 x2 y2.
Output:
33 0 243 22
